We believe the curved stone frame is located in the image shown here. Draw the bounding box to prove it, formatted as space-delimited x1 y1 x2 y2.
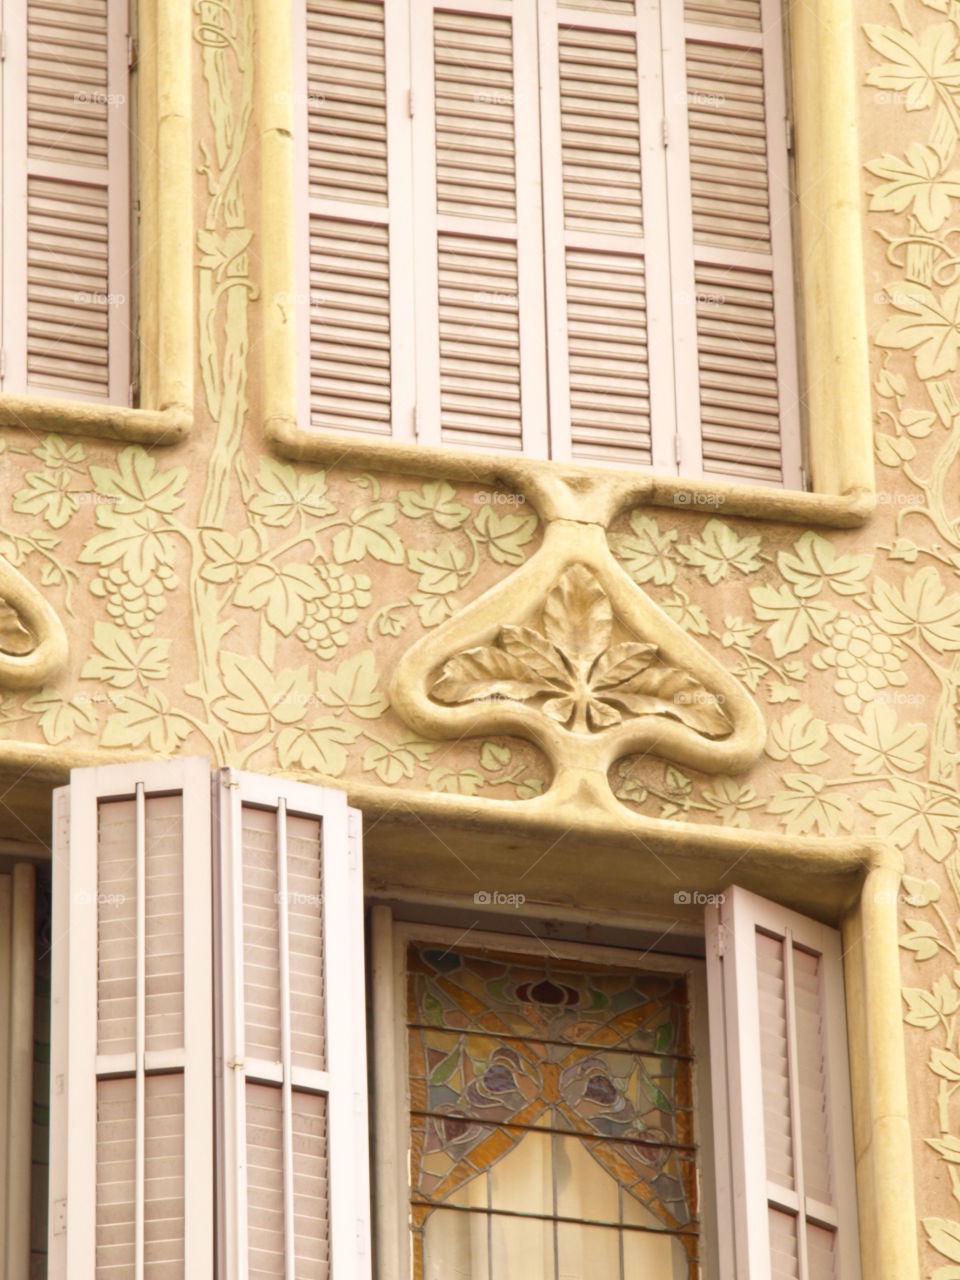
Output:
255 0 875 528
0 0 194 445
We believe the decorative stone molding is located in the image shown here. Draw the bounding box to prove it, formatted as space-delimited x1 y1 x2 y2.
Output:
392 520 766 790
0 562 67 689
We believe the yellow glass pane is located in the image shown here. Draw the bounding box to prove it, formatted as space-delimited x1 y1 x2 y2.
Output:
489 1130 553 1216
423 1207 489 1280
490 1214 555 1280
622 1228 691 1278
554 1135 620 1226
556 1222 620 1278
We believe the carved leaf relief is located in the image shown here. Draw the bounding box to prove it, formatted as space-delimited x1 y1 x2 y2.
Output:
431 565 733 737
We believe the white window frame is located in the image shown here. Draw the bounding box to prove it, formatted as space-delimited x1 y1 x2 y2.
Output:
370 908 719 1279
216 767 371 1280
705 885 861 1279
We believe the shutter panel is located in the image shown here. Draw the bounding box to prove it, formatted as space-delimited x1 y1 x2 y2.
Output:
538 0 674 469
705 887 861 1280
295 0 415 438
1 0 130 402
50 760 214 1279
665 0 801 484
412 0 548 453
217 770 370 1280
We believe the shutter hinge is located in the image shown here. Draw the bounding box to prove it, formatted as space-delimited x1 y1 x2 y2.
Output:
785 117 794 153
0 28 6 60
227 1057 245 1071
661 117 668 148
127 35 137 69
714 923 727 959
412 404 418 438
0 349 6 384
407 89 415 118
53 1199 67 1235
674 432 682 467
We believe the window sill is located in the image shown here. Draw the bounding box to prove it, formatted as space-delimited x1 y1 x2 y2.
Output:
0 394 191 445
266 416 875 528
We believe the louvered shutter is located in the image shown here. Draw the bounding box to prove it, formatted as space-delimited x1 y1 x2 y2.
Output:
663 0 801 484
705 886 860 1279
217 770 370 1280
50 759 214 1279
293 0 415 438
538 0 675 469
411 0 548 452
1 0 130 402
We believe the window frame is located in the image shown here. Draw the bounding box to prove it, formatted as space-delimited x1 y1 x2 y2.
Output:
369 909 721 1280
0 0 194 444
262 0 874 526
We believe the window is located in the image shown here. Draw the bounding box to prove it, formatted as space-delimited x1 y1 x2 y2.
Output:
1 0 131 403
47 761 860 1276
294 0 801 485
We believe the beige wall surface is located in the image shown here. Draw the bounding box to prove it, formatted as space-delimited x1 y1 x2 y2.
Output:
0 0 958 1270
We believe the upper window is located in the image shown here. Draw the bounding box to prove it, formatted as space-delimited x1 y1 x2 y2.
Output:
0 0 131 402
294 0 801 486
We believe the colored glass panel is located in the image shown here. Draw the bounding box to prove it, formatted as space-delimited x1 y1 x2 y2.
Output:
407 945 699 1280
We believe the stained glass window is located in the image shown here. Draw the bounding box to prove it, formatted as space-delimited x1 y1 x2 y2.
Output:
407 944 700 1280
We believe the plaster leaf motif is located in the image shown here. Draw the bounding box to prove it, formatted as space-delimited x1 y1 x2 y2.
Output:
431 565 733 738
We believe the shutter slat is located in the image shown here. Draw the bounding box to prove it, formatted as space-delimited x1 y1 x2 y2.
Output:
292 1093 330 1277
757 932 794 1192
694 262 784 482
28 0 109 167
307 0 388 204
242 809 282 1063
684 0 761 31
793 946 833 1211
438 232 522 449
558 27 642 235
566 247 650 464
309 218 393 434
768 1207 800 1280
434 12 517 221
685 41 770 253
286 815 327 1072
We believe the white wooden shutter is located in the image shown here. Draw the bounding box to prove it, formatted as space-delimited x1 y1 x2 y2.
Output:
538 0 675 469
294 0 415 438
705 886 860 1280
50 759 213 1279
216 769 370 1280
662 0 801 484
411 0 548 453
1 0 130 402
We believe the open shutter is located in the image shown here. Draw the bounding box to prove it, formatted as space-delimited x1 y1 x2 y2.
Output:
1 0 130 402
294 0 415 438
411 0 548 453
217 769 370 1280
662 0 801 484
50 759 214 1279
705 886 860 1280
538 0 674 469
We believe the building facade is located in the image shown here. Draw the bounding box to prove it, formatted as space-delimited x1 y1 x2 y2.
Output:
0 0 957 1273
